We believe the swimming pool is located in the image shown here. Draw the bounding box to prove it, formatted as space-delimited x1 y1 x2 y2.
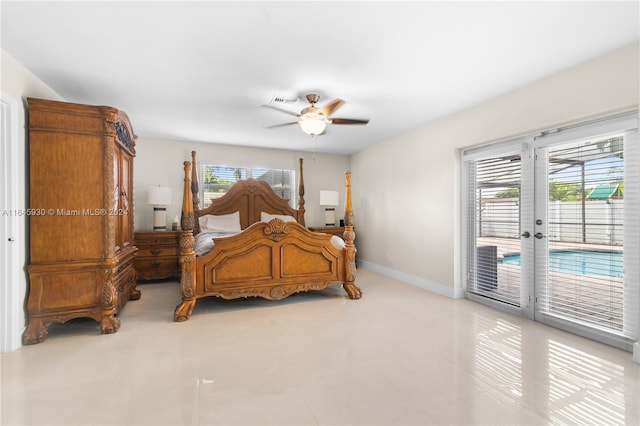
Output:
499 250 623 278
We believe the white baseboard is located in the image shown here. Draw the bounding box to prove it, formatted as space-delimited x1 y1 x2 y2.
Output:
358 260 464 299
634 342 640 364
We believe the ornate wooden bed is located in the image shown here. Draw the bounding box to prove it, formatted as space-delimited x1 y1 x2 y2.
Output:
174 151 361 321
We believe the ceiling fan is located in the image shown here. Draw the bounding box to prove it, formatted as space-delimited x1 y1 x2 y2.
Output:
263 94 369 136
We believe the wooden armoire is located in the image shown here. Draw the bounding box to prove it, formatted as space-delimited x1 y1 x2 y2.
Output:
23 98 140 345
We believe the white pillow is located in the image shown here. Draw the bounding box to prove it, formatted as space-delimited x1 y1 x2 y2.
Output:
199 212 241 232
198 215 208 230
261 212 297 223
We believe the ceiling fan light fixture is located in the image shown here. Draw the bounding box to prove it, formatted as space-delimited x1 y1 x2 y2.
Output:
299 113 327 136
267 93 368 137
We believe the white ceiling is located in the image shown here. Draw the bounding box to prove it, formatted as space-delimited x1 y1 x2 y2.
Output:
2 1 638 155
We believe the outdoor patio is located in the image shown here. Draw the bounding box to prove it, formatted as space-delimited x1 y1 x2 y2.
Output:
475 236 624 332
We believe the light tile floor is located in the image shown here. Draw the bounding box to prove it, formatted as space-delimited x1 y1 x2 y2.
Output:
2 268 639 425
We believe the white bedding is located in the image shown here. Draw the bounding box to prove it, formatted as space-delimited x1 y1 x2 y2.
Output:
330 235 345 249
193 230 239 256
193 228 345 257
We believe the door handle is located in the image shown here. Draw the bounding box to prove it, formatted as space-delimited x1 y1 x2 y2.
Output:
534 232 545 239
521 232 530 238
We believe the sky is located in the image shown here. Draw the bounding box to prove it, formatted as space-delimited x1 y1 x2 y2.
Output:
550 156 623 188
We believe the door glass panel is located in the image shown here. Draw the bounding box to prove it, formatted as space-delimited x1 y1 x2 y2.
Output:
469 155 522 307
539 136 625 332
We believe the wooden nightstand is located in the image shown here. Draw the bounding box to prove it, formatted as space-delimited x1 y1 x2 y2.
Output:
134 230 180 281
309 226 346 238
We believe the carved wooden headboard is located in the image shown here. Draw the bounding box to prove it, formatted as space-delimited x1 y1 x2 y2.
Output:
186 151 306 234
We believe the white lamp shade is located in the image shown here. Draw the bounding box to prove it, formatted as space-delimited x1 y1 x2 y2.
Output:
299 116 327 136
320 190 339 206
147 186 172 205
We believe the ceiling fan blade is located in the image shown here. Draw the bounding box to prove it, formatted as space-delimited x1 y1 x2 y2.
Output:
330 118 369 125
320 98 345 117
267 122 298 129
261 104 300 117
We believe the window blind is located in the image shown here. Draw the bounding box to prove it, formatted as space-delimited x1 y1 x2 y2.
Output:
252 167 294 202
538 138 626 332
622 130 639 340
534 119 638 345
200 165 295 208
201 165 247 207
466 155 523 308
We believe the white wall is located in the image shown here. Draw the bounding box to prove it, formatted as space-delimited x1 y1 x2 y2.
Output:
350 42 639 299
3 41 639 352
133 137 350 231
1 49 64 351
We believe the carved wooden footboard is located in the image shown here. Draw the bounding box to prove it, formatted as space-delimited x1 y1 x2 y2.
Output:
174 152 360 322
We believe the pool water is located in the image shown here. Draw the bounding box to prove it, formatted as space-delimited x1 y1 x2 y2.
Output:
499 250 623 278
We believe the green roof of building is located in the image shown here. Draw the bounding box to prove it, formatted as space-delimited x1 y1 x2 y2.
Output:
587 182 622 199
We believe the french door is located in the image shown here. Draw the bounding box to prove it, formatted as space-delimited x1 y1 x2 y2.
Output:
463 113 638 350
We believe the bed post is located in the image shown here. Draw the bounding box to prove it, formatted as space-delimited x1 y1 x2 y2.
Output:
297 157 306 226
174 160 198 321
342 171 361 299
191 150 201 234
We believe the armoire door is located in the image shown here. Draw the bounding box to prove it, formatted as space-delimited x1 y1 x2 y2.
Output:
119 150 133 250
112 146 121 253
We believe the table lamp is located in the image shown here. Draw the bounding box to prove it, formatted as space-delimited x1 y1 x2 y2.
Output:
147 186 172 231
319 190 339 226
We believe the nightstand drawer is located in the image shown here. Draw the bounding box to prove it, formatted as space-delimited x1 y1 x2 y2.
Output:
135 258 178 270
136 235 178 246
137 247 179 258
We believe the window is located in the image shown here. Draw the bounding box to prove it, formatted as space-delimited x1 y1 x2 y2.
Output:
200 164 295 208
201 165 247 207
252 167 294 202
